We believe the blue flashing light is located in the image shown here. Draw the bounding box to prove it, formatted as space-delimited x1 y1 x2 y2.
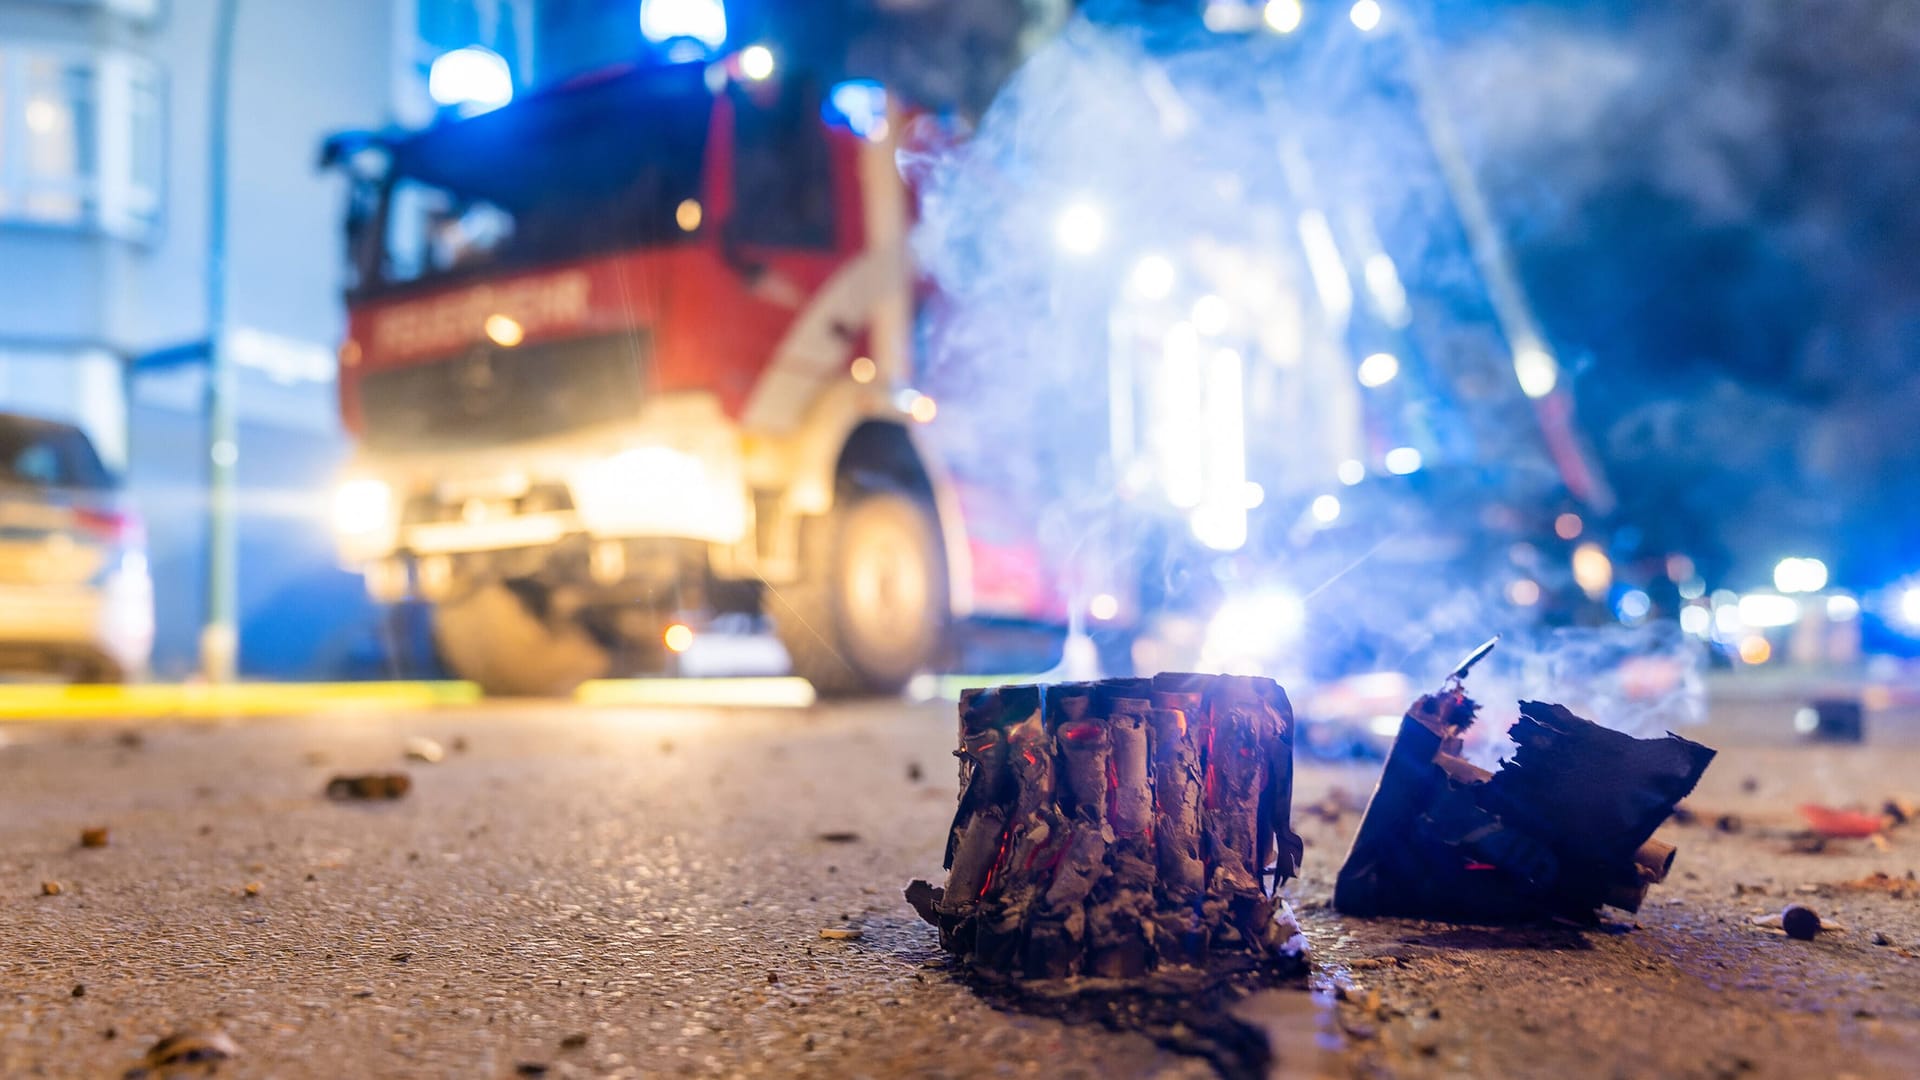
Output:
824 79 889 142
1615 587 1652 623
641 0 728 50
428 46 513 113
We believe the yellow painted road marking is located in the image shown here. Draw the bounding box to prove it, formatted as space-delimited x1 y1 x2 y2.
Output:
0 682 479 721
0 677 830 720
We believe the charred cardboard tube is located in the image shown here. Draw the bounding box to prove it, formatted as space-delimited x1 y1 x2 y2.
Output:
1635 839 1677 883
947 687 1017 868
942 686 1039 913
1108 699 1153 840
1207 688 1268 897
1150 702 1207 900
910 673 1307 986
1057 717 1111 825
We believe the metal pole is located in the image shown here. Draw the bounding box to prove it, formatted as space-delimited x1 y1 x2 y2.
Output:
200 0 240 682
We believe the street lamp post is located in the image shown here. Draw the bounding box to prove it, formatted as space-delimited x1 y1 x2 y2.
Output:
200 0 240 682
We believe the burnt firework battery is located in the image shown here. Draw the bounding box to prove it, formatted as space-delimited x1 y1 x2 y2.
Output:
908 673 1307 985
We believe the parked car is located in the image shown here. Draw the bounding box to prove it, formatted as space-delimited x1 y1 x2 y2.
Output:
0 413 151 681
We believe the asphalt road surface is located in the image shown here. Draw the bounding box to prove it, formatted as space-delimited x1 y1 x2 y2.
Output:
2 689 1918 1078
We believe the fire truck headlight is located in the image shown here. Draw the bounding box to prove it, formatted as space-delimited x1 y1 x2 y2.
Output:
571 446 746 544
332 478 393 538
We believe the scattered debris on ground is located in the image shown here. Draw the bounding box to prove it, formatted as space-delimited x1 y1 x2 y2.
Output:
1752 903 1847 939
403 736 446 764
1669 805 1742 833
1782 903 1823 940
80 826 109 848
560 1032 588 1051
1335 642 1714 924
1798 803 1886 838
324 773 412 800
819 927 864 941
123 1028 240 1078
817 831 861 843
1831 871 1920 899
1301 786 1367 825
40 880 61 896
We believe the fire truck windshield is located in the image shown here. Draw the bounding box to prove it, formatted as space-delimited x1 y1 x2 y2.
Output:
351 63 714 294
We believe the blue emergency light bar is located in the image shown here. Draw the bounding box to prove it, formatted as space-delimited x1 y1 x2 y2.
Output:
641 0 728 51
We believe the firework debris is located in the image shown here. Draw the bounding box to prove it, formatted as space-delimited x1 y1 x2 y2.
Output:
403 736 446 764
907 673 1307 987
324 773 412 801
1830 871 1920 899
79 826 109 849
903 674 1307 1079
123 1028 240 1078
1335 685 1715 924
1798 804 1885 838
1751 903 1848 939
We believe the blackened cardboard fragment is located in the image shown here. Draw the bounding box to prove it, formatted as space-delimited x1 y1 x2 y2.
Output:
1335 691 1714 923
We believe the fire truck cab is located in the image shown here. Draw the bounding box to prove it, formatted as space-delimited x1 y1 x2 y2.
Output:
323 56 982 695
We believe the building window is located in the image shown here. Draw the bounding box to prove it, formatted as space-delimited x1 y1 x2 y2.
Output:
0 46 163 240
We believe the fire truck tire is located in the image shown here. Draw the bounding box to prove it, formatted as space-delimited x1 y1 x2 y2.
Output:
773 489 948 697
432 583 610 697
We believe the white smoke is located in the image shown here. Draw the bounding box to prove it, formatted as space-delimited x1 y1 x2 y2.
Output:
905 2 1707 737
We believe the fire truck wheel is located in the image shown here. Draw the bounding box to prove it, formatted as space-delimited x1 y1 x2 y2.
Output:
431 583 610 697
774 490 948 697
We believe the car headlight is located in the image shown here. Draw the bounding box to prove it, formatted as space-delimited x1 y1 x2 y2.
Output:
332 478 393 537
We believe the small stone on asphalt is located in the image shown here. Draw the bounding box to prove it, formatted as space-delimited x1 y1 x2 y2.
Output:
404 736 446 764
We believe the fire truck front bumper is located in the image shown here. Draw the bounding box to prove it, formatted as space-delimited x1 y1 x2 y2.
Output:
333 441 750 602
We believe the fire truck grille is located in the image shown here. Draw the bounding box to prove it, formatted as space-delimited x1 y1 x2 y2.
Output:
358 333 647 452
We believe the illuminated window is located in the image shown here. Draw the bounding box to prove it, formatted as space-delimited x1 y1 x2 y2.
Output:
0 47 164 239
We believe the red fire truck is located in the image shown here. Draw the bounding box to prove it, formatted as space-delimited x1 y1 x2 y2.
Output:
321 54 1119 695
